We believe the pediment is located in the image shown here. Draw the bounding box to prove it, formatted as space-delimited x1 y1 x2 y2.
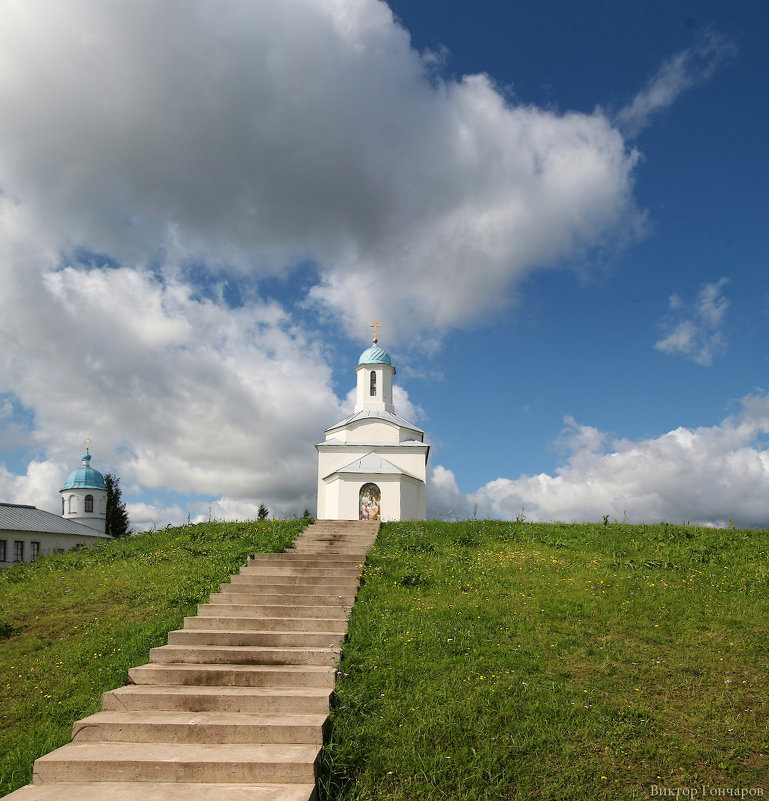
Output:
323 451 420 481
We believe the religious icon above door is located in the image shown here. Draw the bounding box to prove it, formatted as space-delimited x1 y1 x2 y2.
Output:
359 483 381 520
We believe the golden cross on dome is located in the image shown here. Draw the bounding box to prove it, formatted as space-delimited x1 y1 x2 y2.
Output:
370 320 382 343
85 437 91 453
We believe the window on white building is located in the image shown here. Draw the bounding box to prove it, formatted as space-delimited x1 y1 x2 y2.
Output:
31 542 40 561
14 541 23 562
85 495 94 513
370 370 376 396
0 540 6 561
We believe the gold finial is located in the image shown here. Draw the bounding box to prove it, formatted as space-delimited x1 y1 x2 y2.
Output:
370 320 381 344
85 437 91 454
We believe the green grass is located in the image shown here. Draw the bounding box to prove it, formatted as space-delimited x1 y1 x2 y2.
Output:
0 519 307 796
2 518 767 800
320 520 769 800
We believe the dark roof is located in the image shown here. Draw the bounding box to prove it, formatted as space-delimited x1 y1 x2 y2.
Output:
0 503 109 538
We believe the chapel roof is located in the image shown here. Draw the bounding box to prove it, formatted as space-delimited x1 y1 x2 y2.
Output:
357 344 394 369
325 408 424 436
61 450 106 491
318 437 427 447
324 451 421 481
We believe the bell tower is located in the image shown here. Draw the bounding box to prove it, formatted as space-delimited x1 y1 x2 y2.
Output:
354 321 395 413
60 443 108 534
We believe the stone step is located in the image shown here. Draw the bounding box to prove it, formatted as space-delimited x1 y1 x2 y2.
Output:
242 565 362 576
249 552 364 561
286 552 366 557
295 539 374 544
294 526 375 542
288 544 370 550
217 588 357 605
284 554 365 560
209 592 353 608
304 531 376 536
72 710 328 745
289 535 372 541
287 545 371 553
128 663 336 688
32 742 319 784
149 644 340 666
167 629 344 649
183 616 348 633
298 537 375 542
226 576 360 593
247 554 365 565
294 541 374 547
2 782 318 801
298 524 376 531
196 603 349 620
291 535 371 541
288 534 372 540
236 566 362 578
232 573 360 586
103 685 333 715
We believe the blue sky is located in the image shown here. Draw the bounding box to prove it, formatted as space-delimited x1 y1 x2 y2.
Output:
1 0 768 528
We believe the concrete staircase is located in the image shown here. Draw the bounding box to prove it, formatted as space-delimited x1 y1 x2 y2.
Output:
5 520 379 801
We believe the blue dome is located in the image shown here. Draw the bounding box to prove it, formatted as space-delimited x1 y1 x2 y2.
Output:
61 452 106 491
358 344 393 366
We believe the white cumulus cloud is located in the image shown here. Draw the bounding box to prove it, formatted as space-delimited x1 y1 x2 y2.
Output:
0 0 643 344
429 393 769 528
0 238 345 520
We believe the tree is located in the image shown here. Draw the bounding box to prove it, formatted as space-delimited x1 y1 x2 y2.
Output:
104 473 130 538
257 503 269 520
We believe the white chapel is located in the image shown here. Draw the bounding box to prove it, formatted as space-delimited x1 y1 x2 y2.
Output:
316 326 429 521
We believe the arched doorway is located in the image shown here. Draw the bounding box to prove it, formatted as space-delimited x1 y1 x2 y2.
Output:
359 483 381 520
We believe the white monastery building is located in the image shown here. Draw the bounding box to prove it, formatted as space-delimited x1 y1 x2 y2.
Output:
316 327 429 521
0 447 110 567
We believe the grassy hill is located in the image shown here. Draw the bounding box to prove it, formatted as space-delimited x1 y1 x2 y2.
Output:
1 519 767 799
323 520 769 800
